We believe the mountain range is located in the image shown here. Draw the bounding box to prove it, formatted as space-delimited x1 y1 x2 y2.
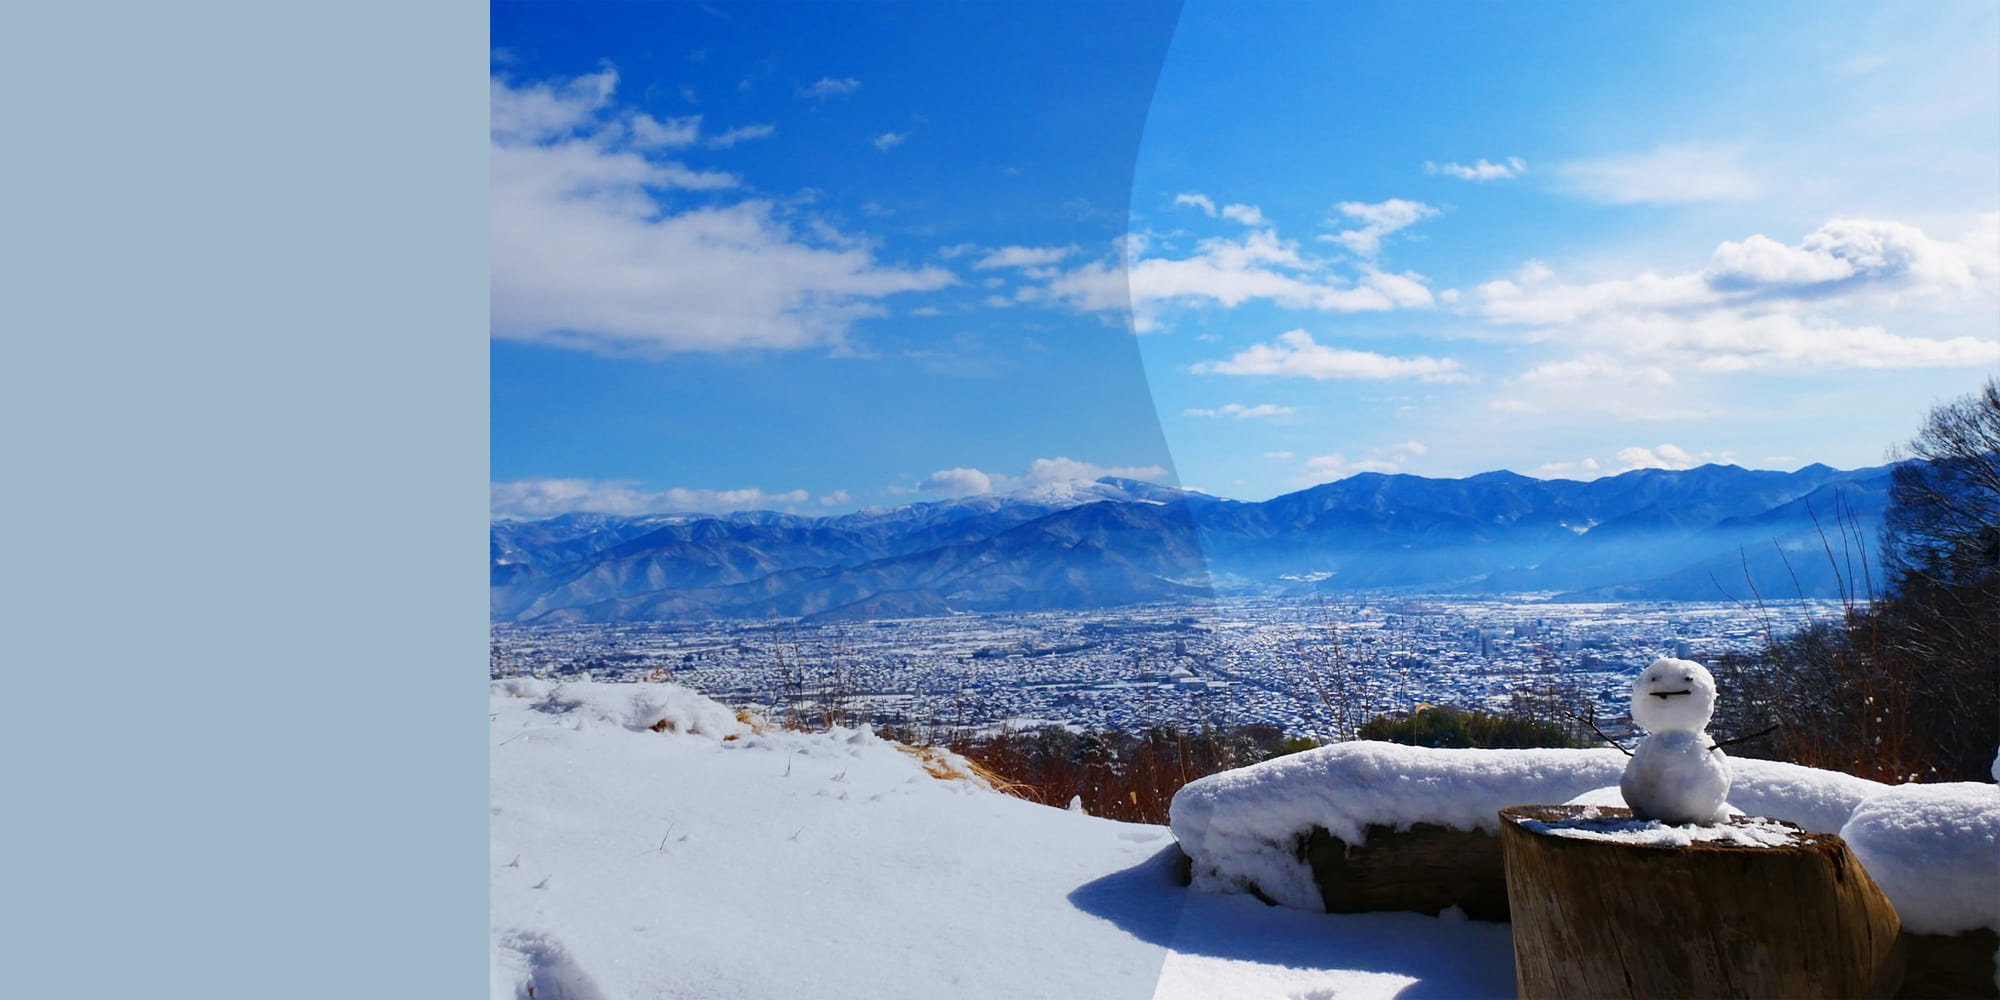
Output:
491 463 1895 624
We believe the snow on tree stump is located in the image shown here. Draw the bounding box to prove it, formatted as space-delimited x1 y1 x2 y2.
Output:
1499 805 1904 1000
1301 823 1510 921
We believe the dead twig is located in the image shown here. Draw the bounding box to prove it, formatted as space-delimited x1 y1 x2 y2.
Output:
1562 708 1633 756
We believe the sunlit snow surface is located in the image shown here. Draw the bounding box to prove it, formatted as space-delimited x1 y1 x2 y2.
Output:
1517 808 1801 848
490 680 1516 1000
1170 740 1896 914
1840 781 2000 936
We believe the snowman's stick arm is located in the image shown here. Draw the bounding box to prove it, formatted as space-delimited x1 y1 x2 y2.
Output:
1709 724 1780 752
1562 708 1633 756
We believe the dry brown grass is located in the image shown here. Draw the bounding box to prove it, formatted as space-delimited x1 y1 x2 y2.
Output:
893 743 1034 797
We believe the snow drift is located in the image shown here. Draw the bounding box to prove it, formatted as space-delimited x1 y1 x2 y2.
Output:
1169 740 1916 914
490 680 1523 999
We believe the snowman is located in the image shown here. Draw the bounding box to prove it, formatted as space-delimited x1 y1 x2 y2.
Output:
1619 657 1732 825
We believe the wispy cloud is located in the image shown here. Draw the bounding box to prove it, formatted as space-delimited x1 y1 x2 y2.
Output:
705 123 776 149
1489 356 1704 421
912 458 1170 497
1193 329 1465 381
799 76 860 100
629 113 702 150
871 131 907 151
1322 199 1438 258
491 478 812 517
1424 156 1525 181
1299 441 1428 482
972 245 1075 270
1039 220 1436 331
1173 192 1218 217
1184 402 1295 420
1536 445 1732 481
1556 143 1760 204
1221 203 1266 226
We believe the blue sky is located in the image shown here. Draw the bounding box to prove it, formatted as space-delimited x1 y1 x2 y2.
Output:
491 0 1999 518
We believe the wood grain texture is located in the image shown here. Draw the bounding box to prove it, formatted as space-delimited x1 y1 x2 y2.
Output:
1500 805 1904 1000
1302 823 1510 921
1899 929 1999 1000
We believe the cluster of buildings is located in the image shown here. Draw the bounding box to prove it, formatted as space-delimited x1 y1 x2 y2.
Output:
489 596 1836 741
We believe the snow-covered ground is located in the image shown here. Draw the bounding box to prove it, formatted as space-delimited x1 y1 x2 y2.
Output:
494 678 1998 998
490 679 1516 999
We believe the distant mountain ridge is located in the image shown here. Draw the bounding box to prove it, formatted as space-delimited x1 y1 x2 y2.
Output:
492 464 1895 623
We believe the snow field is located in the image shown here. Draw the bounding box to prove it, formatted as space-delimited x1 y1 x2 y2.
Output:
491 680 1520 999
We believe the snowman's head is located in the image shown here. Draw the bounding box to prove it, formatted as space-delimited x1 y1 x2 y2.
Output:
1631 657 1717 732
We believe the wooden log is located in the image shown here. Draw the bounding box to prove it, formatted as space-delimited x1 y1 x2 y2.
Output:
1301 822 1510 921
1500 805 1904 1000
1899 929 1999 1000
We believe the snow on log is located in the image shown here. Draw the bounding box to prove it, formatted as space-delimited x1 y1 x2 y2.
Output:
1841 781 2000 998
1169 741 1887 913
1500 805 1902 1000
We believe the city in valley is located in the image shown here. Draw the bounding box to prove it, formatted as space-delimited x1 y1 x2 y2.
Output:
490 597 1837 741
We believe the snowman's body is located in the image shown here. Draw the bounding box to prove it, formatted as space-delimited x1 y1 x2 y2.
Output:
1619 657 1733 824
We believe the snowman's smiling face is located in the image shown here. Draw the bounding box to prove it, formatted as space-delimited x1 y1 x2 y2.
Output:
1631 657 1718 732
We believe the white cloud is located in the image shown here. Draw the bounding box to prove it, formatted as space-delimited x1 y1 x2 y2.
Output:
1533 446 1732 480
1535 457 1601 480
1173 193 1218 217
1184 402 1295 420
1702 234 1856 288
1557 143 1761 204
705 123 776 149
491 478 812 517
1472 216 2000 373
1612 444 1710 473
1425 156 1525 181
800 76 860 100
1363 269 1438 308
491 71 954 355
1264 451 1294 460
1042 228 1430 331
917 467 994 497
489 69 617 144
1518 358 1676 387
1193 329 1465 381
973 245 1075 270
629 113 702 149
1221 203 1267 226
1323 199 1438 258
817 490 851 507
913 458 1170 498
1704 218 1989 295
1018 457 1168 487
1491 357 1702 420
1302 453 1402 479
871 131 906 151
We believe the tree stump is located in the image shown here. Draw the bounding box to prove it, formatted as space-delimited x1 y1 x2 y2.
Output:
1500 805 1904 1000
